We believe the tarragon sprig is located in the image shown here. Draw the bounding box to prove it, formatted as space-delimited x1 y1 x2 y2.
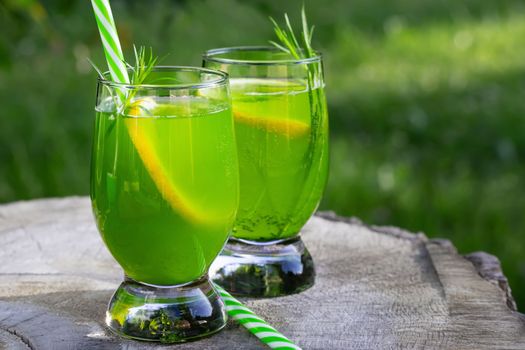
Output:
89 45 158 112
269 6 325 211
123 45 158 107
269 6 316 61
268 6 320 97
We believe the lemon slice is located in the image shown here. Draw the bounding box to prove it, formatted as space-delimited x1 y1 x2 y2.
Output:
233 109 310 138
230 78 310 138
124 98 213 226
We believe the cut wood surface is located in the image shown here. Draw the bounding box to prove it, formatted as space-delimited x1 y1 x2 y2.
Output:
0 197 523 349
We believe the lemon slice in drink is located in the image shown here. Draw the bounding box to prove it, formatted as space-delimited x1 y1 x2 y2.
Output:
230 78 310 138
124 98 213 226
233 110 310 138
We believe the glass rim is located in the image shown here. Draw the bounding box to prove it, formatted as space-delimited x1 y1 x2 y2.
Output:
202 46 322 66
97 66 229 90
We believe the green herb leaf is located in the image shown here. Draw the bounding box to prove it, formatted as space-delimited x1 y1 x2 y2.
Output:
269 6 316 60
90 45 160 111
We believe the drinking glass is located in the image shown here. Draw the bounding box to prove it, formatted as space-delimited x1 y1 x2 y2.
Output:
203 47 329 297
91 66 238 342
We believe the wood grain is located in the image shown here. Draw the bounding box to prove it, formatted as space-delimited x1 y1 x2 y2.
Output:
0 197 523 349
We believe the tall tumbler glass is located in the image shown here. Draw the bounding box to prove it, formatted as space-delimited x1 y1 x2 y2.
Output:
203 47 329 297
91 66 239 342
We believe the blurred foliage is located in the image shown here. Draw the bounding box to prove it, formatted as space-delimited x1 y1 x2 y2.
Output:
1 0 524 309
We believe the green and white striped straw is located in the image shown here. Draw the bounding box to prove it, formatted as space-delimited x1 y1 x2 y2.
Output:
90 0 129 85
90 1 300 348
214 284 302 350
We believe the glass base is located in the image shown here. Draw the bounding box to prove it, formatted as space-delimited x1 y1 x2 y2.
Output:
210 236 315 297
105 275 226 343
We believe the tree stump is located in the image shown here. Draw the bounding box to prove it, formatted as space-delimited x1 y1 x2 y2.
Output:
0 197 523 349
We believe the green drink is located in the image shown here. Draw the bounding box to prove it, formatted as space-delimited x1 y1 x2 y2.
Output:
92 96 238 285
230 78 328 241
91 67 238 342
204 47 329 297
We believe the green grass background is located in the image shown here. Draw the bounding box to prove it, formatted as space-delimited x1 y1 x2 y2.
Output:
1 0 524 309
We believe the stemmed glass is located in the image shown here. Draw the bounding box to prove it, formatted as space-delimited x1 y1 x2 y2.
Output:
91 66 239 342
203 47 329 297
